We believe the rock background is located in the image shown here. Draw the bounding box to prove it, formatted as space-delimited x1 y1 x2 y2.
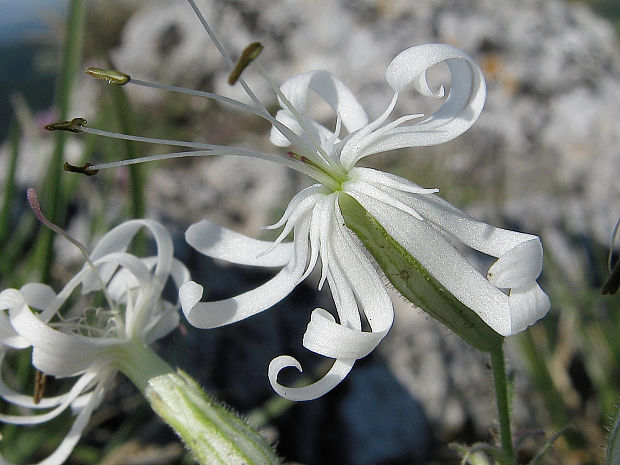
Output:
2 0 619 463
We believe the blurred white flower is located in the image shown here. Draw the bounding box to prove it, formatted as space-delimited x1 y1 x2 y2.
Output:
0 219 188 465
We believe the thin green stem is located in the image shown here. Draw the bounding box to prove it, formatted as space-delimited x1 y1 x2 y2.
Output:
0 118 20 247
109 76 146 254
490 344 515 463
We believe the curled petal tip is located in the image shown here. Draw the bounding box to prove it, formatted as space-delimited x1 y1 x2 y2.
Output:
179 281 203 317
487 239 543 289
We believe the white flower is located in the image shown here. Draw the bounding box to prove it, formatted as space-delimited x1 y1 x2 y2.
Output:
0 220 189 465
178 43 550 400
69 2 548 401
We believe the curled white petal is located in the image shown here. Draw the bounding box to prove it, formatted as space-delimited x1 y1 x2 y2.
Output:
508 283 551 334
19 283 56 310
0 353 76 409
350 167 438 194
186 219 294 267
0 370 98 425
351 44 486 159
180 263 302 329
0 290 30 349
302 308 384 359
268 355 355 402
83 220 173 295
270 70 369 148
9 303 117 377
380 184 547 323
181 216 312 329
179 281 203 318
487 239 543 288
344 180 423 221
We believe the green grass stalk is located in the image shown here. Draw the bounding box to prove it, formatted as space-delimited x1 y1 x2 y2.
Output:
0 119 20 247
35 0 86 283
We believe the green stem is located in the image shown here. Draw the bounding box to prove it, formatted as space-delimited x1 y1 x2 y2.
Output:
0 118 20 247
490 344 515 463
109 81 146 255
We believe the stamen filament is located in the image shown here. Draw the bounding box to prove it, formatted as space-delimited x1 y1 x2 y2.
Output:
185 0 270 118
129 78 263 118
26 189 116 310
255 61 348 180
127 78 317 158
79 124 339 183
80 126 214 150
87 148 321 181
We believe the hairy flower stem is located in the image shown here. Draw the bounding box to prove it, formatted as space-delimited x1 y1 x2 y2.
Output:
117 342 281 465
490 345 515 464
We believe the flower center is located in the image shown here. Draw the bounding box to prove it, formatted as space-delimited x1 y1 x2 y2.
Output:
287 151 348 192
51 306 120 339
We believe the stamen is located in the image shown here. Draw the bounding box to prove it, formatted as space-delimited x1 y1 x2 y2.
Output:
63 162 99 176
129 78 266 118
27 189 90 259
33 370 47 404
185 0 270 117
44 118 87 134
228 42 264 85
26 188 115 308
79 126 215 149
86 148 316 180
255 61 346 178
287 152 342 192
85 67 131 85
126 77 315 155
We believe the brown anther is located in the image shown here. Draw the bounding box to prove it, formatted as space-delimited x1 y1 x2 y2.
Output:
228 42 264 85
44 117 87 133
34 370 47 404
63 162 99 176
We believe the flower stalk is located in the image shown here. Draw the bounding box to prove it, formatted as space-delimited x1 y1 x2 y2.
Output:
490 345 515 464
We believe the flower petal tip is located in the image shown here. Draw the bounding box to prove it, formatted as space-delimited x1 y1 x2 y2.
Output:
179 281 203 318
